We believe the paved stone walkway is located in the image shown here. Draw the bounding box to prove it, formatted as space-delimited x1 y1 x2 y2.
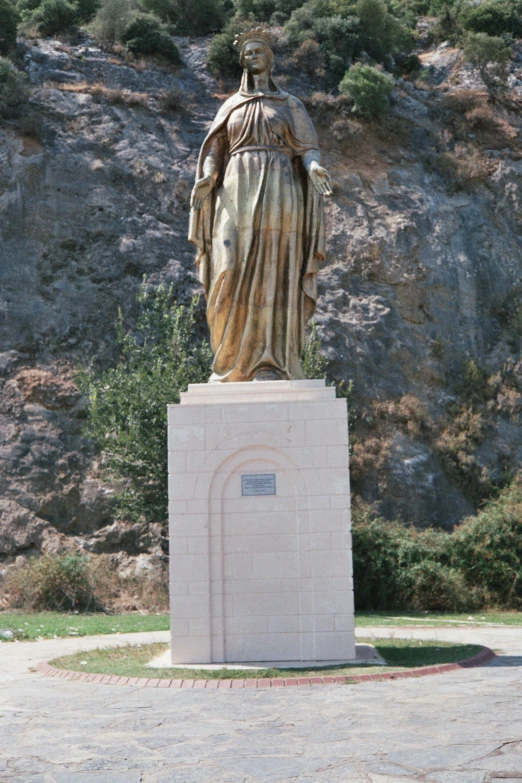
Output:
1 626 521 782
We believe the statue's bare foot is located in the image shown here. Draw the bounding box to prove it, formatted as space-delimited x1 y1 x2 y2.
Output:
253 369 282 382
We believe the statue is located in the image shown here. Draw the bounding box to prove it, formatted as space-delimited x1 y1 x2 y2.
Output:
189 28 332 383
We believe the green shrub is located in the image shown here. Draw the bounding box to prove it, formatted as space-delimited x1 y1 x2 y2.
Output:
302 321 328 378
16 0 43 18
121 14 181 62
452 480 522 606
0 553 170 613
0 56 28 119
33 0 78 35
284 0 410 81
291 37 326 78
79 282 211 526
208 17 252 79
88 0 136 44
139 0 228 33
339 63 393 117
463 31 512 89
3 554 97 611
284 4 363 84
233 0 303 22
459 0 522 38
352 477 522 611
398 561 474 612
0 0 19 56
74 0 100 22
432 2 461 44
356 0 403 63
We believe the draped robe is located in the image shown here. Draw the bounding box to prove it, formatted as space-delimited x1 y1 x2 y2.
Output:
189 85 326 383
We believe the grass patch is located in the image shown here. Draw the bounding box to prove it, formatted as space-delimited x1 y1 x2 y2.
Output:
355 611 522 626
49 639 483 680
2 610 521 642
0 611 169 641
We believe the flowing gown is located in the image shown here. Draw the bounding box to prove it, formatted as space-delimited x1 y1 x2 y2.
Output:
189 89 326 383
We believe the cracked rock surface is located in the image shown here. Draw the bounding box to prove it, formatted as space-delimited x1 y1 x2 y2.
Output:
2 36 522 555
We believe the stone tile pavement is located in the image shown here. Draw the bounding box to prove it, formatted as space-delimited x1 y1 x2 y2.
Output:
1 626 521 782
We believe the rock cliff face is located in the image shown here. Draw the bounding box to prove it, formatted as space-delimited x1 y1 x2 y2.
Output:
1 35 522 561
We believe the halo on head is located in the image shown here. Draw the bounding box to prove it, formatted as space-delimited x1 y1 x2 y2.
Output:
234 27 274 51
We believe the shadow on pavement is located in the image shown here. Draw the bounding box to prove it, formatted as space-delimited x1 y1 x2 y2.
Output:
486 655 522 667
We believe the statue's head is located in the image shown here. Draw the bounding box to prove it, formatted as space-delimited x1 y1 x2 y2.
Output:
234 28 276 91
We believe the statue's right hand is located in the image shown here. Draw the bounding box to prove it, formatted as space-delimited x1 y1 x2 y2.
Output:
190 176 214 210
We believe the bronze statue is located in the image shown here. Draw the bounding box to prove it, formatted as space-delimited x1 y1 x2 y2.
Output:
189 29 332 383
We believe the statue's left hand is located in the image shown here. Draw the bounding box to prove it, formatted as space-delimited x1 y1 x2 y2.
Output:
309 162 333 196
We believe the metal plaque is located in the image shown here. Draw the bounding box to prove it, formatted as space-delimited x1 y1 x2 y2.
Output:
241 473 276 497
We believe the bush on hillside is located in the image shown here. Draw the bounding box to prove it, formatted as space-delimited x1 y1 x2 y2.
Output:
139 0 228 34
463 32 512 90
233 0 303 22
431 1 461 44
302 321 328 378
2 553 97 611
32 0 78 35
207 16 252 79
79 283 212 526
88 0 136 45
284 3 362 84
339 63 393 117
74 0 100 22
0 0 19 56
291 37 326 78
1 553 170 612
451 480 522 606
120 14 181 62
352 477 522 610
0 57 28 118
356 0 403 63
459 0 522 39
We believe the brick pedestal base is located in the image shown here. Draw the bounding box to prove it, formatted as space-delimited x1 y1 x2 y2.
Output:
168 379 355 664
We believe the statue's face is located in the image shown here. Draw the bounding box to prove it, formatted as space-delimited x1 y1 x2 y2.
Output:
243 41 269 75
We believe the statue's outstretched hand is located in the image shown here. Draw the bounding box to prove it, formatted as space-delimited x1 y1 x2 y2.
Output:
309 163 333 196
191 176 214 210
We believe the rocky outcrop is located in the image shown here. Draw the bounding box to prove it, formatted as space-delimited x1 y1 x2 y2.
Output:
1 34 522 560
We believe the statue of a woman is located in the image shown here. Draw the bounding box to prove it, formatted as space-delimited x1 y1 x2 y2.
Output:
189 29 332 383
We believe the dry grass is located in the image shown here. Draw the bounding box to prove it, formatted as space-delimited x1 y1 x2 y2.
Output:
0 553 169 614
350 436 392 482
433 148 490 190
372 394 433 438
46 80 150 108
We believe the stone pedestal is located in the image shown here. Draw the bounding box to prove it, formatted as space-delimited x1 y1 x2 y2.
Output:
168 379 355 664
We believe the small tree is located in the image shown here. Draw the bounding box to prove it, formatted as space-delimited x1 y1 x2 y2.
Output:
88 0 136 45
139 0 228 33
302 321 329 379
339 62 393 118
291 38 326 79
208 17 252 79
120 14 181 62
33 0 78 35
0 0 19 56
356 0 397 62
459 0 522 38
0 57 28 118
79 283 211 527
463 32 512 91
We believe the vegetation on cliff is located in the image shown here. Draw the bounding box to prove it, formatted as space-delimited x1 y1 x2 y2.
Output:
78 283 211 527
1 0 522 608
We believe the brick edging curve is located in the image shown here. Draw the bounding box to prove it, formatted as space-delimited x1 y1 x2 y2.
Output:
35 645 495 689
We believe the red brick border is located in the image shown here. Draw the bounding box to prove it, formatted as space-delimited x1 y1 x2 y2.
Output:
35 646 495 689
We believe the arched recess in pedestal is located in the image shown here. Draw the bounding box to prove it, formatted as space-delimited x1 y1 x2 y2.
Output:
195 436 321 663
